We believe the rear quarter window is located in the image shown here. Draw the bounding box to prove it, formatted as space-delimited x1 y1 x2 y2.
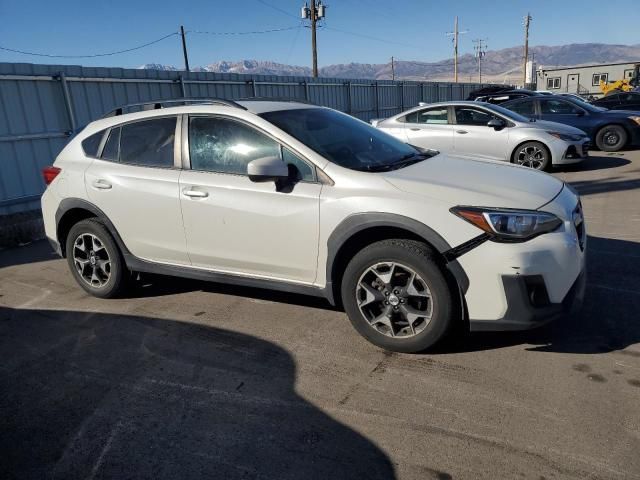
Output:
81 130 105 157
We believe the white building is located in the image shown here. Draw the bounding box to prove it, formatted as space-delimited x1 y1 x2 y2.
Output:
536 61 638 97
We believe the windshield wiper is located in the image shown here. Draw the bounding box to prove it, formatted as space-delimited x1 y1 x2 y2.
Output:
365 153 428 172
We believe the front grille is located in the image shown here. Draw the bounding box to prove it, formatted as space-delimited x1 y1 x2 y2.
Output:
573 201 585 251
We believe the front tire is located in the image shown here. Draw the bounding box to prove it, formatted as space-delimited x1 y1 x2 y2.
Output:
341 239 455 353
65 219 128 298
595 125 627 152
512 141 551 171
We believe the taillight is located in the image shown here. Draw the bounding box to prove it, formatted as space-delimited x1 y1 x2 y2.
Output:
42 166 61 185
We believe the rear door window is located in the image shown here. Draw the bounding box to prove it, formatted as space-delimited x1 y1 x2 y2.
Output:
414 108 449 124
118 117 177 167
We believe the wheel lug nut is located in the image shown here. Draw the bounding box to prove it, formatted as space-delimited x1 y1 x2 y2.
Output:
394 290 399 294
385 291 390 296
400 299 404 303
393 306 398 310
384 301 389 305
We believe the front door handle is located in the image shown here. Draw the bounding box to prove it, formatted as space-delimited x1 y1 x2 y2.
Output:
182 188 209 198
456 130 468 134
92 179 112 190
409 127 421 131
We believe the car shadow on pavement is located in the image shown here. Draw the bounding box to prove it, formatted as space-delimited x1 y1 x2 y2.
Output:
0 240 58 269
442 235 640 355
0 305 396 480
567 177 640 196
554 154 631 172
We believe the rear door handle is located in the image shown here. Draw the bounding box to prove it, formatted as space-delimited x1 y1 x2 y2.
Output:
182 188 209 198
92 179 112 190
409 127 421 131
456 130 468 134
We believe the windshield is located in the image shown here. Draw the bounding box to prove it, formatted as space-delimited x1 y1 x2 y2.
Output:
561 96 608 112
260 108 429 172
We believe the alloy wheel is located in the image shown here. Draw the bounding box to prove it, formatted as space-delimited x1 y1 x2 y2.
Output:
516 144 546 169
73 233 111 288
356 262 432 338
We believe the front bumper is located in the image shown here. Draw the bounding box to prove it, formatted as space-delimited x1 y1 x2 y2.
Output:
458 184 586 330
469 270 586 331
550 138 589 165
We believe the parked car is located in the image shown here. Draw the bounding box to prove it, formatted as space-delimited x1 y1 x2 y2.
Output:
501 95 640 151
371 101 589 170
591 91 640 111
41 99 586 353
467 87 542 104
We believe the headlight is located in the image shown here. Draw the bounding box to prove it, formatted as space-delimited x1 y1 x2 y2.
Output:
450 206 563 242
546 131 584 142
628 116 640 126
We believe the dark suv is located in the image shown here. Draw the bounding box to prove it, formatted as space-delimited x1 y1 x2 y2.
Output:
501 95 640 152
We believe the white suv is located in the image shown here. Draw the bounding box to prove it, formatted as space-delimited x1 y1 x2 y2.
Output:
41 99 587 353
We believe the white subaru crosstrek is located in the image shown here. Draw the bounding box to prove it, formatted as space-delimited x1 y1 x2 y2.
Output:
41 99 586 353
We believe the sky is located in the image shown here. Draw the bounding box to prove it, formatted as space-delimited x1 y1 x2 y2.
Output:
0 0 638 69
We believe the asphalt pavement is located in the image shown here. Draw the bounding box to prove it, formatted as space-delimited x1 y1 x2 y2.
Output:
1 150 639 480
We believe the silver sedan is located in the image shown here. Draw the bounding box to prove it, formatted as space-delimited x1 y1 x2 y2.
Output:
371 101 590 170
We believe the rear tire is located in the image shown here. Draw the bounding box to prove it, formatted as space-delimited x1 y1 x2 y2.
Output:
595 125 627 152
65 219 128 298
512 141 551 171
341 239 455 353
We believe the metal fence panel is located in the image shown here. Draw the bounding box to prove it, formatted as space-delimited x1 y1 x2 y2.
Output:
0 62 485 214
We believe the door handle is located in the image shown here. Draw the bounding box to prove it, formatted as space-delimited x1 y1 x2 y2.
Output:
409 127 421 131
182 188 209 198
456 130 468 134
92 179 112 190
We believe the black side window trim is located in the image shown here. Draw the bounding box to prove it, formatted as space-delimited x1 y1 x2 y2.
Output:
98 115 180 169
184 114 319 184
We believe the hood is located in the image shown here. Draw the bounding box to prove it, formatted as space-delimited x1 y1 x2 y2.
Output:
602 109 640 117
383 153 564 210
519 119 587 135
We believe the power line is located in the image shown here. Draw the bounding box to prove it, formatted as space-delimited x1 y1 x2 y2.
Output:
188 26 300 35
0 32 179 58
256 0 300 19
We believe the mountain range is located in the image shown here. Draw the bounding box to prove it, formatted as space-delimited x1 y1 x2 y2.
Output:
140 43 640 83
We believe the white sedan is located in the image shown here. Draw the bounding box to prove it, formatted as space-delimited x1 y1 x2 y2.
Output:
372 101 590 170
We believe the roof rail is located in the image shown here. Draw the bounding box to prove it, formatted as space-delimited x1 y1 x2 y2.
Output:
102 98 247 118
238 96 316 105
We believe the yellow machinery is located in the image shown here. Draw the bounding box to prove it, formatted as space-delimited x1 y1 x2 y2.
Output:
600 63 640 95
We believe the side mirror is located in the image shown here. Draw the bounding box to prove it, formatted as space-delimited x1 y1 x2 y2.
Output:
487 119 506 130
247 156 289 182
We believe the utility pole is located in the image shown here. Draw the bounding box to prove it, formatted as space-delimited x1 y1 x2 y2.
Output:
446 16 468 83
391 56 395 81
180 25 190 72
523 13 532 87
301 1 326 78
473 39 487 84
